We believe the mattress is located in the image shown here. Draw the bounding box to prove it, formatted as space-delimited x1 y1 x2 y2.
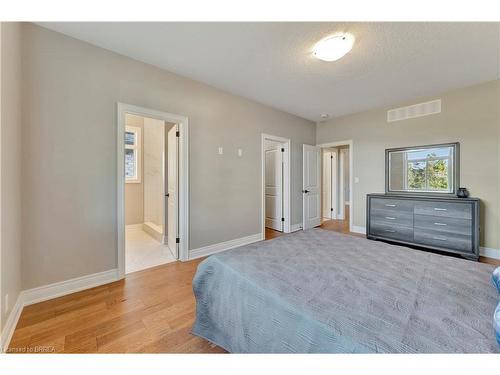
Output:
192 228 499 353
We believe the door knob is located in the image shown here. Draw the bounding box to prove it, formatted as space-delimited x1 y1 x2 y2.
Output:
302 189 310 193
165 193 170 197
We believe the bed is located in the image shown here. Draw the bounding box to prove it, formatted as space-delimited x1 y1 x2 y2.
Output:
192 228 499 353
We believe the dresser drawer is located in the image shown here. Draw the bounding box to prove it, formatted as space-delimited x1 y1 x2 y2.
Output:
371 208 413 227
414 229 472 252
370 198 414 213
370 222 414 242
414 214 472 235
414 201 472 219
367 194 479 259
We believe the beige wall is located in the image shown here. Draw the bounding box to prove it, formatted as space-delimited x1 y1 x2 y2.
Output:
0 23 22 332
21 23 315 289
124 114 144 225
143 117 165 227
316 80 500 249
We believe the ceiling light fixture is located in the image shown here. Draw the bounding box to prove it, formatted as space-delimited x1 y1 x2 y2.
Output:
313 33 355 62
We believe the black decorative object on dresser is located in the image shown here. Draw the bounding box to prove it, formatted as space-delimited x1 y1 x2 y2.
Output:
366 194 480 260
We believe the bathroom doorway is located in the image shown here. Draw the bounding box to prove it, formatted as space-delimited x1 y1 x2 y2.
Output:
117 103 189 278
123 114 176 273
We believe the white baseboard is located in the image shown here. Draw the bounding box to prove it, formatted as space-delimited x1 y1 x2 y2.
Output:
22 269 120 306
290 224 303 233
143 222 163 242
189 233 263 260
125 224 143 230
351 225 366 234
1 268 120 353
1 293 24 353
480 247 500 260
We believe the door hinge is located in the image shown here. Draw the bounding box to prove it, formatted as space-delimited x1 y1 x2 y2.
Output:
176 237 180 243
281 218 285 222
331 155 333 159
281 148 285 152
331 208 333 212
176 131 180 137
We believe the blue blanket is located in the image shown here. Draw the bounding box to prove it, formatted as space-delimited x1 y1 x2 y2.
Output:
493 267 500 293
192 229 499 353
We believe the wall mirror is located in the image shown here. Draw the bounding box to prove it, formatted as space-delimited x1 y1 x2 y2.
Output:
386 142 459 195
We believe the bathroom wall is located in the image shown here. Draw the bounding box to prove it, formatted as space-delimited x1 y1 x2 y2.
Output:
143 118 165 229
124 114 144 225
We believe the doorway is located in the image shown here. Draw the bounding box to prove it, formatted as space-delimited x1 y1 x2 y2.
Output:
261 134 291 240
123 114 176 273
303 140 353 233
320 145 350 232
117 103 189 279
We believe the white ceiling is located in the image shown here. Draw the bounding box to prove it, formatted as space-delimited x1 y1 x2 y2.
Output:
38 22 500 121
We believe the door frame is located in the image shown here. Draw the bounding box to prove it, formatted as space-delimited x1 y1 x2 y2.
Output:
316 140 353 233
338 148 346 220
339 147 350 220
261 133 291 236
322 148 338 220
117 103 189 279
166 124 179 258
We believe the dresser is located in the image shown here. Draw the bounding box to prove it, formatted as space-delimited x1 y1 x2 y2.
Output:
366 194 480 260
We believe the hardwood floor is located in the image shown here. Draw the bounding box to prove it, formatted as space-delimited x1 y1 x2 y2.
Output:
8 259 225 353
8 213 499 353
265 227 285 240
320 205 355 236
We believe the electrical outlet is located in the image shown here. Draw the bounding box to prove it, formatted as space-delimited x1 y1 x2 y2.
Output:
218 146 223 155
4 294 9 314
237 148 243 157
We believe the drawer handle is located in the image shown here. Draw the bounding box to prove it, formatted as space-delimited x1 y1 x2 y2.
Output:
384 229 396 233
434 208 447 211
385 204 397 207
433 236 448 241
434 222 447 226
385 216 396 220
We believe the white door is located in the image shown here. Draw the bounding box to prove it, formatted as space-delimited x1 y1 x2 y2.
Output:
167 125 179 259
322 151 332 220
303 144 321 230
339 149 346 220
322 150 338 220
342 148 350 205
265 147 283 231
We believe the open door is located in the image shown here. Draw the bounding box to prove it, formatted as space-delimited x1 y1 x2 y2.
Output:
322 149 338 220
167 125 179 259
322 150 332 220
265 146 283 231
303 144 321 230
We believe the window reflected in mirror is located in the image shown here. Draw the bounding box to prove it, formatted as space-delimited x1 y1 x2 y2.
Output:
387 143 458 195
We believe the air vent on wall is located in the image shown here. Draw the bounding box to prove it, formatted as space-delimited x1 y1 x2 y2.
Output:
387 99 441 123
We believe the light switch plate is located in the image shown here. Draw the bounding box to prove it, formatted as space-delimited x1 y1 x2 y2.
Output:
354 177 360 183
218 147 223 155
237 149 243 157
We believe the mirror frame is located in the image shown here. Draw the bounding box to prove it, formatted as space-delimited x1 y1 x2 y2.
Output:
385 142 460 196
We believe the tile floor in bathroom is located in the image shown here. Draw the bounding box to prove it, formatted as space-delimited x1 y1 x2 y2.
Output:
125 225 176 274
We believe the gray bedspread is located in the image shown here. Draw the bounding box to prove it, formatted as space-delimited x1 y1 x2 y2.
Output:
192 229 499 353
